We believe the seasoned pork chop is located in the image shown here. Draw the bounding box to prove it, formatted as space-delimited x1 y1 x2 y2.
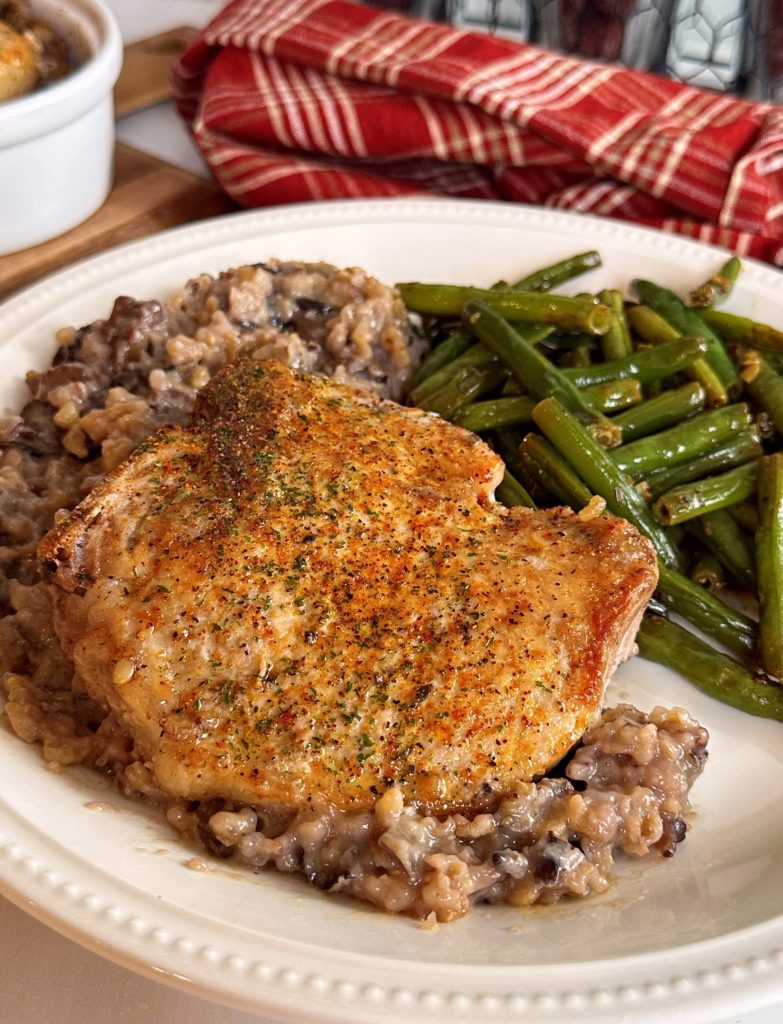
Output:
39 360 657 813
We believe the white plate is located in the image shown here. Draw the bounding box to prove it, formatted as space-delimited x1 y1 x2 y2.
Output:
2 199 783 1024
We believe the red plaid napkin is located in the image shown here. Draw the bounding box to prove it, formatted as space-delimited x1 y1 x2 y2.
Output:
172 0 783 265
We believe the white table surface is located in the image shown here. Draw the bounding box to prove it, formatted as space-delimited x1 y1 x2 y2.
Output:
1 3 782 1022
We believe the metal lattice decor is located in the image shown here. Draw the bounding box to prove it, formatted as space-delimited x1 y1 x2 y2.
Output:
371 1 783 101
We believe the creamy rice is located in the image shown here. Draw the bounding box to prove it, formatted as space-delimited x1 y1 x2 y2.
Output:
0 260 708 922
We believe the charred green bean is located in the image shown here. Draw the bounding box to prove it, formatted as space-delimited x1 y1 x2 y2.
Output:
397 284 613 334
519 432 593 508
408 343 496 406
653 461 758 526
729 500 759 533
626 303 727 406
626 304 680 345
689 551 727 591
610 403 752 479
699 309 783 352
644 428 762 498
687 255 741 309
611 382 705 442
655 563 756 659
463 300 622 447
454 396 536 432
532 397 681 567
407 331 471 391
756 454 783 680
599 289 633 360
492 427 529 483
560 335 709 388
686 511 756 590
632 279 738 393
496 470 536 509
583 379 643 413
637 615 783 722
511 250 602 292
735 348 783 437
454 380 640 432
419 362 509 419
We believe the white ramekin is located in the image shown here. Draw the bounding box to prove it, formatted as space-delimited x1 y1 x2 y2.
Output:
0 0 123 256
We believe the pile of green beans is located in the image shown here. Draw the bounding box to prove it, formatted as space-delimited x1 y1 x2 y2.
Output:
399 252 783 721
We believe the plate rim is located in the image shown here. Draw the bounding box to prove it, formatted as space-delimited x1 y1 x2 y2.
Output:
2 196 781 324
2 197 783 1024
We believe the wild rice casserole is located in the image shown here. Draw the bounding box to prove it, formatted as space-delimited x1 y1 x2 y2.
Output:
0 260 708 922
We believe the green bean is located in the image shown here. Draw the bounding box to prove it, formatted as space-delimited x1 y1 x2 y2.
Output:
644 428 762 498
652 461 758 526
463 301 622 448
454 396 537 432
632 279 739 393
598 289 632 360
501 376 524 396
611 382 705 442
511 251 602 292
496 470 536 509
560 335 709 388
454 379 642 433
689 551 727 591
627 304 680 345
637 615 783 722
558 344 592 368
699 309 783 352
687 255 741 308
532 397 681 567
610 403 752 479
492 428 529 484
627 303 727 406
686 511 756 590
519 433 593 509
408 343 496 406
539 332 600 353
407 331 471 391
655 563 756 659
756 454 783 680
735 348 783 437
728 500 758 533
397 284 613 334
582 379 643 413
419 362 509 419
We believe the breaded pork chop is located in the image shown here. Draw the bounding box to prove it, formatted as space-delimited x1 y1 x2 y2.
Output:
39 360 657 814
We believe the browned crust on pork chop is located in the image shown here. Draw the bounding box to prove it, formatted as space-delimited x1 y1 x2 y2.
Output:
39 359 657 813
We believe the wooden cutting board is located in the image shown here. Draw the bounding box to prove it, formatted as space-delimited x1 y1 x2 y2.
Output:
114 26 201 118
0 28 238 301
